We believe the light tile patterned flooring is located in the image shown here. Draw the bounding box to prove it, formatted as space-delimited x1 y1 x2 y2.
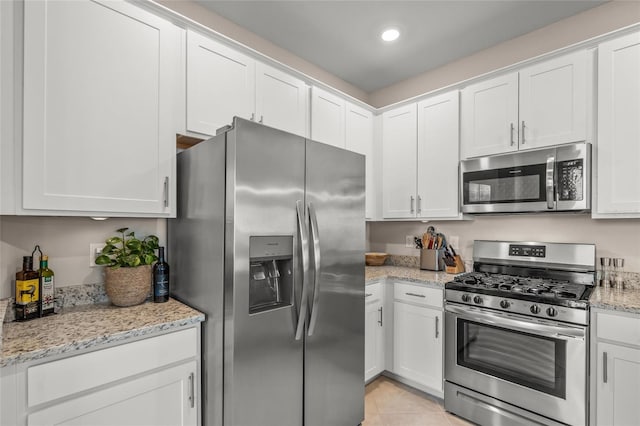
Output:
363 377 473 426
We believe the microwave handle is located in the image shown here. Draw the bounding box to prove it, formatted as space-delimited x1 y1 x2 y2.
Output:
546 156 555 209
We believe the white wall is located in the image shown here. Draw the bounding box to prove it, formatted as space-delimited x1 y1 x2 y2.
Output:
0 216 166 299
368 215 640 273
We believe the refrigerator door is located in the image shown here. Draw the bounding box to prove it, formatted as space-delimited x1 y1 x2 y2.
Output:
224 118 307 426
304 140 366 426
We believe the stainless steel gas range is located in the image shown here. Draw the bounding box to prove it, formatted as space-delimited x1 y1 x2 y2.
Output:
444 240 596 426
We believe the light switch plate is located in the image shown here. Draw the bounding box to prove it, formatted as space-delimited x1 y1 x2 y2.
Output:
405 236 414 248
89 243 105 267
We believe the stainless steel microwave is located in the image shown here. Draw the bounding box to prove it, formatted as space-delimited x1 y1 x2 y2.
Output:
460 142 591 214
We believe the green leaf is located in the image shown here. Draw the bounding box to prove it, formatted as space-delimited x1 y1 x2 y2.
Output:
95 255 113 265
101 244 115 254
143 254 157 265
106 237 122 245
126 240 142 250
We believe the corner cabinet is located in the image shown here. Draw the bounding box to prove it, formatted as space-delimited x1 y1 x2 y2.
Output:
22 0 181 216
592 309 640 426
393 282 443 396
594 30 640 218
365 282 385 382
461 50 588 159
382 90 460 220
345 102 374 219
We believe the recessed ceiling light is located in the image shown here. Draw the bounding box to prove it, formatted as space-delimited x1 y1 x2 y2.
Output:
381 28 400 42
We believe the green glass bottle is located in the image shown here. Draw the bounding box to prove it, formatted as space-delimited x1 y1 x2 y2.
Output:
39 255 55 316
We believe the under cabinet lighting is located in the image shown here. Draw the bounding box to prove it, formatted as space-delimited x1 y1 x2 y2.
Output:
381 28 400 42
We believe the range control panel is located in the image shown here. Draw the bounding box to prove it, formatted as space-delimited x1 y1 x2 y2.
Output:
509 244 546 258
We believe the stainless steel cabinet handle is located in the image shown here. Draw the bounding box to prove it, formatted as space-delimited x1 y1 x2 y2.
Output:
521 120 526 144
546 156 555 209
307 202 321 337
188 372 195 408
510 123 515 146
435 316 439 338
295 200 310 340
163 176 169 208
417 195 422 215
406 292 425 298
603 351 608 383
365 293 373 298
378 306 383 326
410 196 415 214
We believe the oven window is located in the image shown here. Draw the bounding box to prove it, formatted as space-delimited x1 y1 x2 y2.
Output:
463 163 546 204
457 319 566 398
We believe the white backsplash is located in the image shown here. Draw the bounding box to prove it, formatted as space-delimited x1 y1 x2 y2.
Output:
0 216 166 299
368 213 640 273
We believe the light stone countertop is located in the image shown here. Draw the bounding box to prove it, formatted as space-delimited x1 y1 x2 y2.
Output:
0 298 204 368
589 286 640 315
366 265 457 286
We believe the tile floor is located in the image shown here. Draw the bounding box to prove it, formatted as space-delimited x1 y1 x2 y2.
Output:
363 376 473 426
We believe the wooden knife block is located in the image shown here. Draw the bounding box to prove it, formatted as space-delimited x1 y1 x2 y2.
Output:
446 255 465 274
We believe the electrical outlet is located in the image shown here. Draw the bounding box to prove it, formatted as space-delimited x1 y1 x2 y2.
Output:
405 235 414 248
449 236 459 249
89 243 105 267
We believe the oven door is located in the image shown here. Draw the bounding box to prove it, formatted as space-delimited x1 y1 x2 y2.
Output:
460 146 556 213
445 303 587 426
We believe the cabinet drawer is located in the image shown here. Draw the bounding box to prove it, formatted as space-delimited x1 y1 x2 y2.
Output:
365 282 383 303
27 327 198 407
394 282 442 308
596 312 640 346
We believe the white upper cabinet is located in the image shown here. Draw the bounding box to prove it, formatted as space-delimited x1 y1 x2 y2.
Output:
186 29 255 136
311 86 346 148
595 31 640 217
22 0 181 216
345 102 374 219
382 104 418 219
519 50 587 150
186 30 307 138
461 73 519 159
417 91 460 218
255 62 308 137
461 50 588 158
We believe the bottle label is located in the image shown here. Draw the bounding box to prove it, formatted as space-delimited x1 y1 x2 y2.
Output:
41 276 55 311
155 275 169 296
16 278 39 305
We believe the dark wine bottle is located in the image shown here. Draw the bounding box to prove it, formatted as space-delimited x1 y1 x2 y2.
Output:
16 256 39 321
153 247 169 303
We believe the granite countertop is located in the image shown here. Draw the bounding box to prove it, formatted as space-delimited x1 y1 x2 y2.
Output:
0 298 204 368
366 265 456 286
589 286 640 314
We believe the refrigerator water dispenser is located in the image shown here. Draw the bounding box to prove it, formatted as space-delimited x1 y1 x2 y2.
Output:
249 236 293 314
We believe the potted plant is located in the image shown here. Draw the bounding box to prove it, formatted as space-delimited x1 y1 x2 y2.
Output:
95 227 159 307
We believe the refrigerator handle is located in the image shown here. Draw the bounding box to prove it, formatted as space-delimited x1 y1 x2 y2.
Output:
307 202 321 336
295 200 310 341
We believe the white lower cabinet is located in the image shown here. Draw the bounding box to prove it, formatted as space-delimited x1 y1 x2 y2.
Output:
392 282 443 394
365 282 385 382
593 310 640 426
1 327 200 426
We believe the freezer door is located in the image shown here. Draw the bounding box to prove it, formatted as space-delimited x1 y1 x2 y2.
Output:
304 140 366 426
224 118 306 426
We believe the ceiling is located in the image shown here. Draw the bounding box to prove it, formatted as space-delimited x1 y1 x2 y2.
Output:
195 0 607 93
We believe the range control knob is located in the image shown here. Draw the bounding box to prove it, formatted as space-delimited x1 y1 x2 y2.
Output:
530 305 540 315
499 300 510 309
473 296 483 305
547 307 558 317
461 294 471 303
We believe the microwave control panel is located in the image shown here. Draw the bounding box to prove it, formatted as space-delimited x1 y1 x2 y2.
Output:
557 159 583 201
509 244 546 258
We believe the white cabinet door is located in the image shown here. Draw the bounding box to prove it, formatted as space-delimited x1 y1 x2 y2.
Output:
345 102 374 219
28 361 197 426
461 73 518 159
416 91 460 219
310 86 345 148
382 103 417 218
256 62 307 138
519 50 587 150
22 0 180 215
393 301 442 392
186 29 255 136
365 297 384 382
596 342 640 426
595 31 640 216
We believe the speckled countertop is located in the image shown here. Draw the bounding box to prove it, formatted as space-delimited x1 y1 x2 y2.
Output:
366 265 457 286
589 286 640 314
0 298 204 367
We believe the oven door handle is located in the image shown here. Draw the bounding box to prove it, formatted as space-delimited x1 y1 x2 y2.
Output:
445 304 586 341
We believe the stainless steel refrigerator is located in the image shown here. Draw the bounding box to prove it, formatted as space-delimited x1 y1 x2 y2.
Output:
169 117 365 426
